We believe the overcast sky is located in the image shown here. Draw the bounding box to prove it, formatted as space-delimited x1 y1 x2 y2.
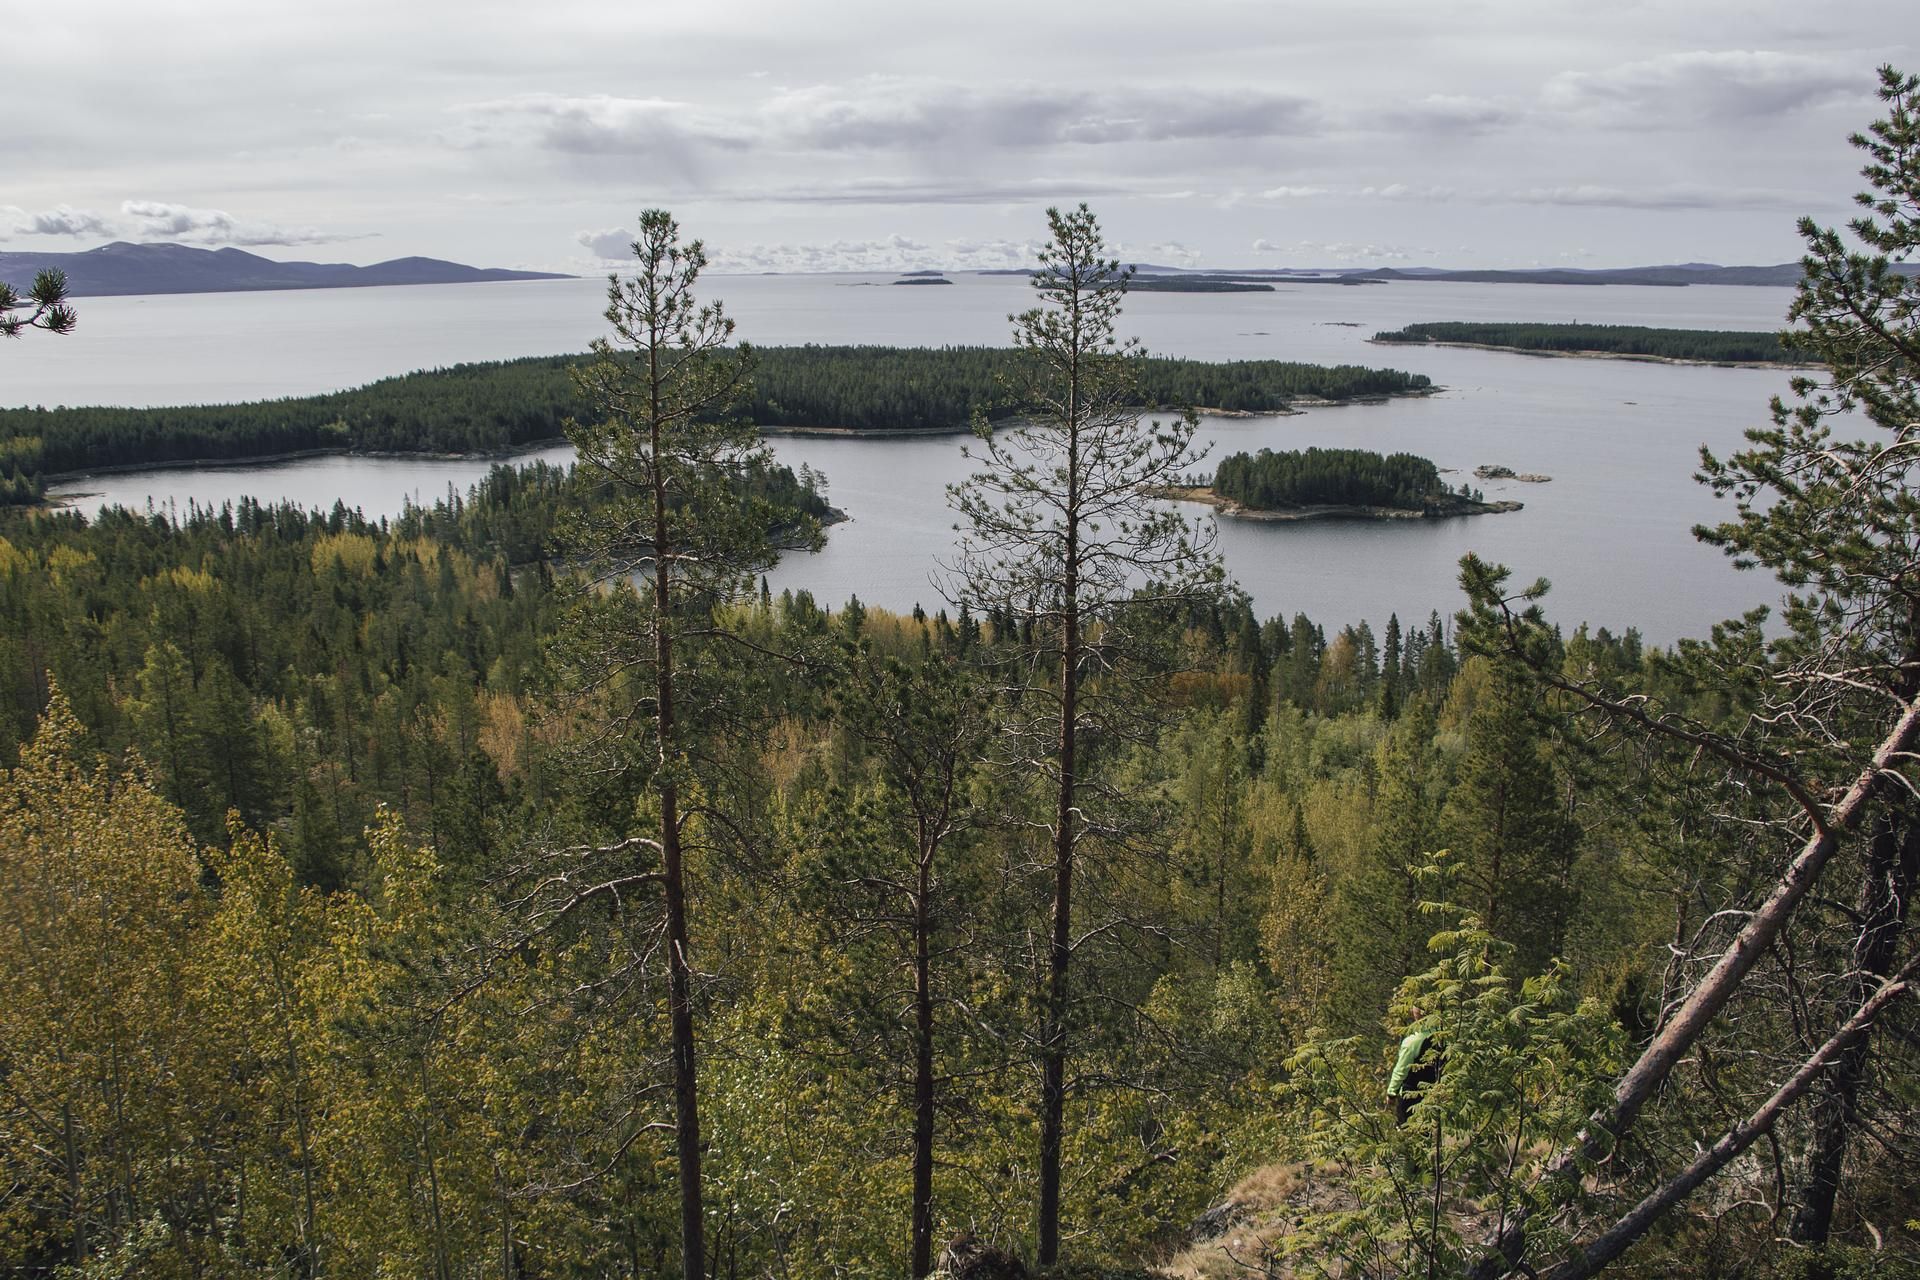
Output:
4 1 1909 274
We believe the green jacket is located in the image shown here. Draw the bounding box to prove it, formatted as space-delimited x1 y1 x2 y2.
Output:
1387 1028 1434 1097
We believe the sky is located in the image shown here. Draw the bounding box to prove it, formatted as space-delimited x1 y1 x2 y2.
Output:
4 1 1911 275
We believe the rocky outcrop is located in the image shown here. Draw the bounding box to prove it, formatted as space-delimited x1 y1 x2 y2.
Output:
1474 464 1552 483
938 1232 1027 1279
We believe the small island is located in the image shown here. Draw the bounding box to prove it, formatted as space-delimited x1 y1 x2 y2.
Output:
891 274 953 286
1475 463 1552 483
1370 321 1812 367
1128 276 1276 293
1161 446 1522 521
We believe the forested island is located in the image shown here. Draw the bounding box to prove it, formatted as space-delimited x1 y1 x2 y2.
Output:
1370 320 1809 365
1166 446 1520 520
1 345 1431 499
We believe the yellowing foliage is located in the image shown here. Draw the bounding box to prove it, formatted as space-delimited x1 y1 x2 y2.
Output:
310 531 380 576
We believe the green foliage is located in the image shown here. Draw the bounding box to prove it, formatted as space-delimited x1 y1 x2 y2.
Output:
0 268 76 339
1275 879 1624 1280
1441 657 1582 974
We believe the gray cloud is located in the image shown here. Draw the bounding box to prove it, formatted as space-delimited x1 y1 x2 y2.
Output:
1357 183 1457 202
763 80 1321 150
462 94 745 153
1543 51 1863 126
10 204 113 236
576 227 634 260
1496 183 1819 211
1252 238 1415 262
1140 240 1202 266
1379 94 1516 134
465 80 1321 165
121 200 352 247
7 1 1905 273
704 233 1030 273
731 177 1141 206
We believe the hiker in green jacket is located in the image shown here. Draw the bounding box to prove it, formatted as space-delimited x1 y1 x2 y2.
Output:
1388 1011 1441 1125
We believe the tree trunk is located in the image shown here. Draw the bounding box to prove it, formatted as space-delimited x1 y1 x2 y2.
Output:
654 394 706 1280
285 1015 320 1277
1037 557 1078 1267
1537 954 1919 1280
1788 813 1918 1245
1471 693 1920 1279
419 1058 452 1280
1037 653 1074 1267
63 1097 84 1266
911 841 936 1278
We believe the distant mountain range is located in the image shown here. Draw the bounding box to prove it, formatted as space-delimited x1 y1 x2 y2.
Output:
984 261 1920 288
0 241 572 297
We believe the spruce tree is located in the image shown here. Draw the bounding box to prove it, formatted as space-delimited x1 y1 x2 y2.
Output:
1330 694 1438 1028
1443 658 1579 974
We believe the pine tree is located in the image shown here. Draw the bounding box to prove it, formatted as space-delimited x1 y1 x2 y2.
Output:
538 210 802 1280
0 268 76 339
947 204 1221 1265
818 644 992 1276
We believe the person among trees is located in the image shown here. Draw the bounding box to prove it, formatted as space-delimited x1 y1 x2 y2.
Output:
1388 1008 1441 1125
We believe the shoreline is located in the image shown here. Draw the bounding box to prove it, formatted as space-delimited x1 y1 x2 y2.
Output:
1366 337 1814 370
43 438 576 487
1155 484 1522 522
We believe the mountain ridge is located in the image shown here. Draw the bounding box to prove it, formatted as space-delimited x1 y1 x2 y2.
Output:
0 241 572 297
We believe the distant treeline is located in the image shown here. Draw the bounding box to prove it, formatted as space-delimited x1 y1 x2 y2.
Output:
1371 321 1800 364
1126 277 1275 293
1212 446 1448 511
3 345 1430 484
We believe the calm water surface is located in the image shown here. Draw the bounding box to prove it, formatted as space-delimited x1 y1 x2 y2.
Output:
14 274 1801 644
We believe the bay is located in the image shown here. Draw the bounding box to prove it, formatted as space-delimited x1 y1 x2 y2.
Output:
14 273 1801 644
